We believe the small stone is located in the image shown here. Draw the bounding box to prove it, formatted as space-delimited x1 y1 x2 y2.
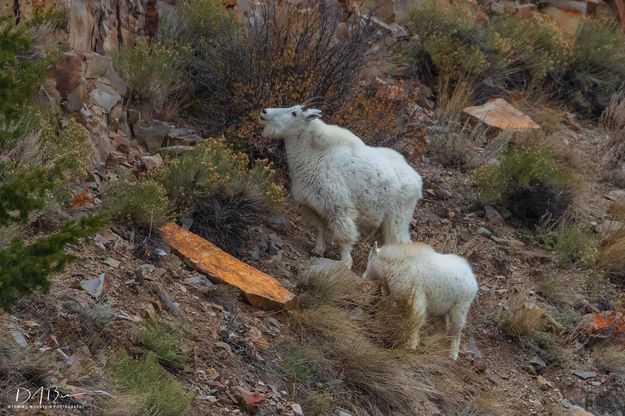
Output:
89 80 122 113
478 227 492 238
159 145 195 157
574 369 597 380
473 359 488 373
486 371 500 385
198 395 219 403
103 258 120 268
537 375 553 390
464 337 482 359
524 364 537 375
166 126 200 146
23 320 38 328
291 403 304 416
140 304 157 320
134 120 170 154
184 274 214 288
206 368 220 381
267 318 281 329
140 154 163 170
529 355 547 368
56 348 75 365
595 220 623 236
11 329 28 347
566 404 596 416
215 341 232 355
247 327 268 350
437 188 452 199
606 189 625 202
589 381 601 387
335 411 353 416
233 386 265 414
80 273 108 299
484 205 504 224
127 109 141 125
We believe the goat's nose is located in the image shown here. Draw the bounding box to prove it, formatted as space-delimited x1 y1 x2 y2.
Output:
261 109 267 114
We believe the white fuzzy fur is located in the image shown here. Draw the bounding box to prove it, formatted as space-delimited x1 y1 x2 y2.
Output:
259 104 423 266
363 242 478 360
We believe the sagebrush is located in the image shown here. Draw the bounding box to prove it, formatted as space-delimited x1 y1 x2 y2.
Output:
476 146 577 227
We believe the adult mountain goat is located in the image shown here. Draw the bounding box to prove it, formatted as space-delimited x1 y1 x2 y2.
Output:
363 242 478 360
259 98 423 266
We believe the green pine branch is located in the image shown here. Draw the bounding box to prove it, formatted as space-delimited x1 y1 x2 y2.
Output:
0 214 107 312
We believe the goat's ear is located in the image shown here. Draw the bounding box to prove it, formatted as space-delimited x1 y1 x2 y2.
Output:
305 110 322 121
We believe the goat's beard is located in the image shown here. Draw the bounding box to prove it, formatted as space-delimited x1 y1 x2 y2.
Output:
260 124 282 140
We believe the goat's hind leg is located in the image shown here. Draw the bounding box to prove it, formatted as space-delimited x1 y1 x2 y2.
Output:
382 198 418 244
447 303 470 361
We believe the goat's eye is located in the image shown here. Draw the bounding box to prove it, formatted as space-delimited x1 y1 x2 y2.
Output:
291 111 297 117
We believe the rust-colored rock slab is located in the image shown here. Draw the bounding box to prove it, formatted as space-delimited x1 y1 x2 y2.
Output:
463 98 540 130
542 3 585 34
160 222 296 310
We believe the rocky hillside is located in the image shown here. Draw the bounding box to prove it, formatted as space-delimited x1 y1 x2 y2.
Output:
2 1 625 416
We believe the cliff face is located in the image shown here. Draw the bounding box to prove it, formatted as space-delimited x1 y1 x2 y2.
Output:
2 0 147 53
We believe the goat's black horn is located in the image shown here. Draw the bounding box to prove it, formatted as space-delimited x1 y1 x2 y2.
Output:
301 96 324 110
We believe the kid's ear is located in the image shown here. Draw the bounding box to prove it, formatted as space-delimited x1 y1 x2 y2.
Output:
305 109 322 121
368 241 380 260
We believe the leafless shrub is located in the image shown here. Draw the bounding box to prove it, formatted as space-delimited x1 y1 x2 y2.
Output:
176 0 379 160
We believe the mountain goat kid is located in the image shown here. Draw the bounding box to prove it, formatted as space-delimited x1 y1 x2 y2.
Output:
259 98 423 266
363 242 478 360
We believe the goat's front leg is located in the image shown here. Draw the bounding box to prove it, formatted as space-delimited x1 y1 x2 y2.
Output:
300 205 326 257
408 293 427 350
312 223 326 257
330 215 358 268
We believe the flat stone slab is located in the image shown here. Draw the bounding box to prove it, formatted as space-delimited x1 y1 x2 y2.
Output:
464 98 540 130
160 222 296 310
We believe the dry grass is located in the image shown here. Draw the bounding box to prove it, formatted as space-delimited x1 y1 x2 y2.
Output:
288 265 464 415
0 329 55 399
426 119 511 171
598 202 625 280
435 74 477 120
594 344 625 374
464 392 511 416
500 294 544 337
536 274 575 305
296 259 374 309
517 92 567 137
601 89 625 172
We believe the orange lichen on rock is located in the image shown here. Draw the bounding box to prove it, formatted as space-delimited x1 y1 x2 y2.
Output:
578 311 625 336
160 222 296 311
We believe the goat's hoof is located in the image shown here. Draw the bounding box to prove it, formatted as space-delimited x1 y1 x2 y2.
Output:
309 248 324 257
